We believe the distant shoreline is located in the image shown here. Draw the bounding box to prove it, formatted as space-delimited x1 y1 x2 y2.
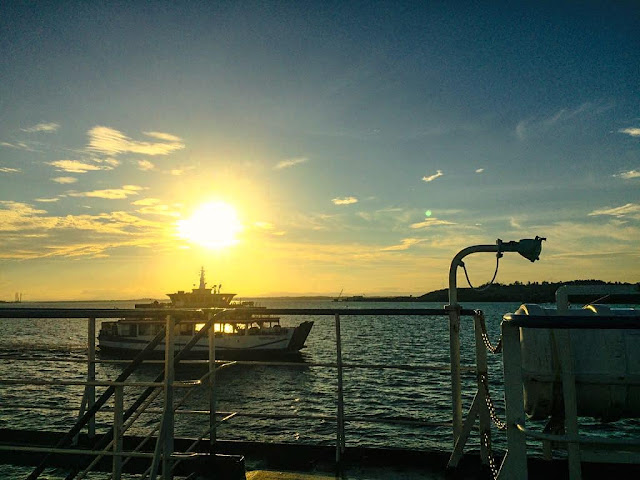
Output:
3 280 638 304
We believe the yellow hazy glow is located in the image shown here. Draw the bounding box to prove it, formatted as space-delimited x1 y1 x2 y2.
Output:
195 323 234 333
177 201 242 249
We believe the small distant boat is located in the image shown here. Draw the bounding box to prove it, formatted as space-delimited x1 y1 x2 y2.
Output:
98 268 313 359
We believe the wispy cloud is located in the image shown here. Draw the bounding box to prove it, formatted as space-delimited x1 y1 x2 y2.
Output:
409 217 455 229
516 102 613 140
131 198 178 216
132 198 161 206
87 126 185 156
48 160 114 173
1 141 33 151
34 197 59 203
332 196 358 205
22 122 60 133
135 204 179 217
588 203 640 219
69 185 146 200
619 127 640 138
0 201 174 259
510 217 522 228
52 177 78 184
0 167 21 173
137 160 155 171
252 221 286 236
614 169 640 179
275 157 309 170
475 168 484 173
143 131 182 142
422 170 443 182
381 238 423 251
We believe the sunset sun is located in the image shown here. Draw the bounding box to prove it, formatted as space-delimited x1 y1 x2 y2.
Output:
177 201 242 249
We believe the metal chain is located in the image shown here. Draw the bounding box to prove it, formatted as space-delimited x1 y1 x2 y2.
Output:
480 373 507 431
481 430 500 480
477 310 503 354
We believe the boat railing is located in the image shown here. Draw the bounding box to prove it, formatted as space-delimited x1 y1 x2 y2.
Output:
496 291 640 480
0 306 481 479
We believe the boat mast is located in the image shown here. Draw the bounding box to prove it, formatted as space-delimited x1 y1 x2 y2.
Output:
199 267 206 290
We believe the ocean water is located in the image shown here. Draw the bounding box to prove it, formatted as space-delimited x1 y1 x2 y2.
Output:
0 299 638 478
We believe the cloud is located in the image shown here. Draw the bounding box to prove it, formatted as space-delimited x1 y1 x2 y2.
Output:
137 159 155 171
87 126 185 156
21 122 60 133
253 221 285 236
516 102 613 140
135 204 179 217
0 167 21 173
619 127 640 138
101 157 120 167
510 217 522 228
34 197 59 203
381 238 423 251
409 217 456 229
588 203 640 219
143 131 182 142
422 170 443 182
1 141 32 151
48 160 114 173
0 201 175 259
614 170 640 179
132 198 161 206
332 196 358 205
275 157 308 169
69 185 146 200
52 176 78 184
475 168 484 173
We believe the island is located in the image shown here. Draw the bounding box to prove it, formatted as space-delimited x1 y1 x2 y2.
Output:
335 280 640 304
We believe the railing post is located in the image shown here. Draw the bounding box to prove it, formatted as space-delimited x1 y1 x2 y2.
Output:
208 311 217 453
113 384 124 480
474 314 491 466
554 330 582 480
335 313 345 464
499 320 527 479
162 314 175 480
88 317 96 438
446 304 463 446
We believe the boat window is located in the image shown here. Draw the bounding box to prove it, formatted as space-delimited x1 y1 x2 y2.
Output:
118 324 137 337
178 323 193 336
138 324 152 336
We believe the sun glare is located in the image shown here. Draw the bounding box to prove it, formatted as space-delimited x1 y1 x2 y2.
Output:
177 201 242 249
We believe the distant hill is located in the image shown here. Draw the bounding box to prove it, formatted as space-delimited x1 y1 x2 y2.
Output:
337 280 640 304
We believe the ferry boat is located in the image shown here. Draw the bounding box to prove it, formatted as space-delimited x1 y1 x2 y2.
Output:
98 268 313 359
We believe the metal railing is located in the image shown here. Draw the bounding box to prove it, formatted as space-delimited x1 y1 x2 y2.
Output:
498 311 640 480
0 306 479 479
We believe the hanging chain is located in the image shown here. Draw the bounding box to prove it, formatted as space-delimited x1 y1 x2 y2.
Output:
481 430 500 480
479 373 506 480
475 310 506 479
476 310 503 354
480 373 507 431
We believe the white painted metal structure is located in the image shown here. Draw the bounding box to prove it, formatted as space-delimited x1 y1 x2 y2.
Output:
499 286 640 480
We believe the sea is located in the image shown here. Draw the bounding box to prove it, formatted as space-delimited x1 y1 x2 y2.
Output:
0 299 638 479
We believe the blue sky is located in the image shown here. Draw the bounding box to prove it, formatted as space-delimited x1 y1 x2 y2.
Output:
1 1 638 300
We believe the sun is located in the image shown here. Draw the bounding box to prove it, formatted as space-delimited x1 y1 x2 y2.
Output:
177 201 243 249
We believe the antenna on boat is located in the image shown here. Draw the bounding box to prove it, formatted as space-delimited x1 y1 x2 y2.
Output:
199 267 206 289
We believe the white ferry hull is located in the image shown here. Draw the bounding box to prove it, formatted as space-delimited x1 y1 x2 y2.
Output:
98 321 313 360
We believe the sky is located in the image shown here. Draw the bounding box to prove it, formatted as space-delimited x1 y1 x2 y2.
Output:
1 1 639 300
